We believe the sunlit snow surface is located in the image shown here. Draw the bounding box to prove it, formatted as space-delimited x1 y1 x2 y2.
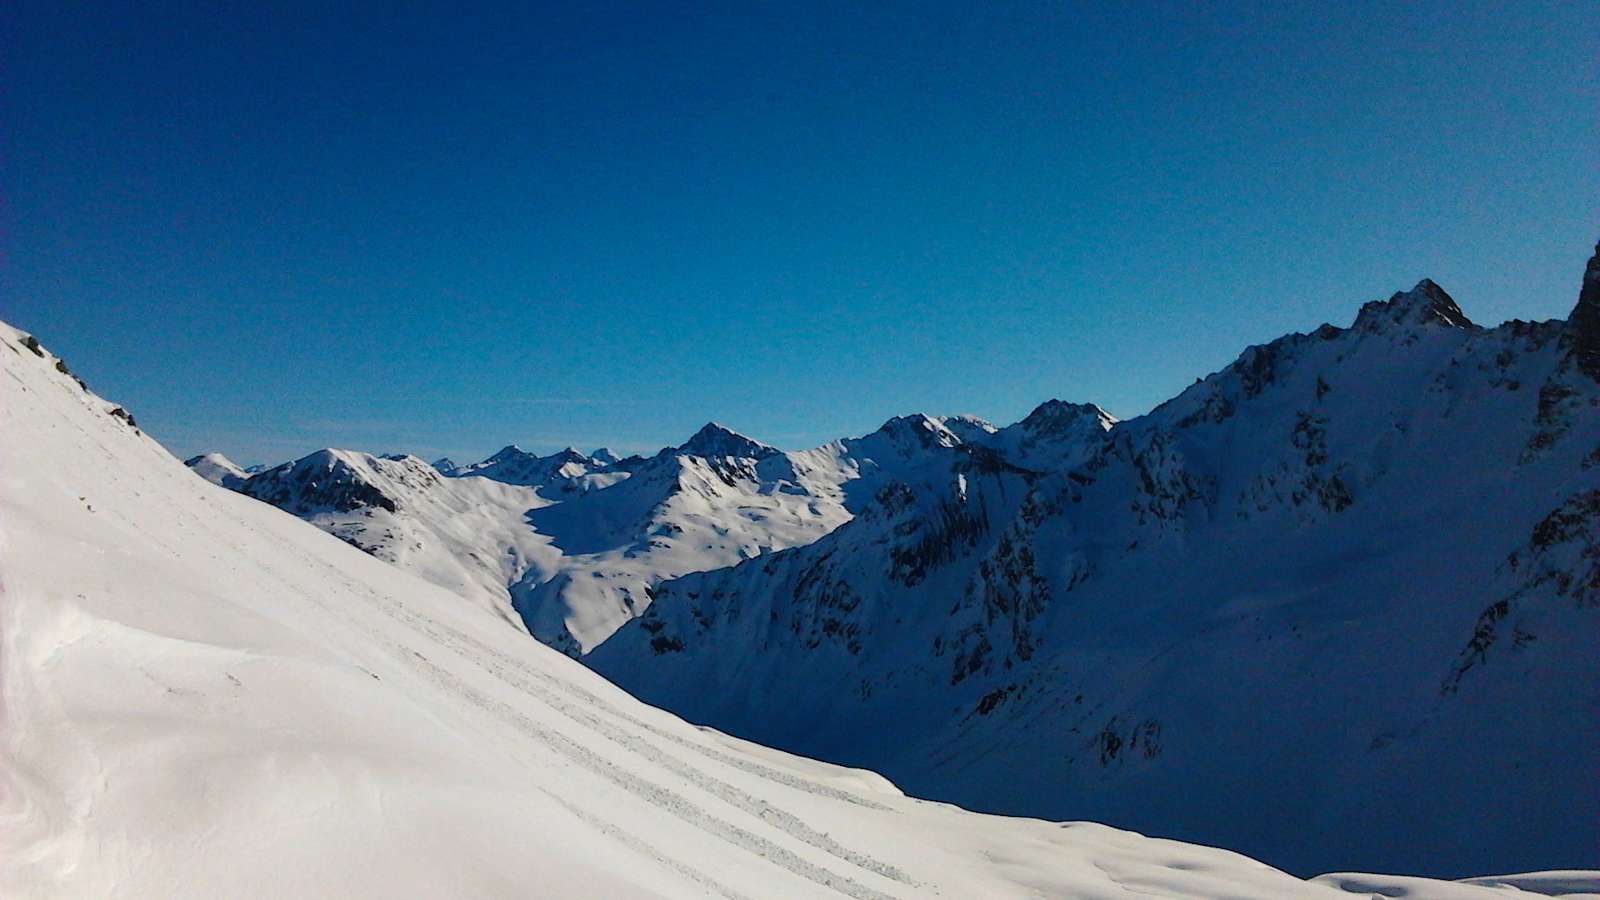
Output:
6 328 1595 897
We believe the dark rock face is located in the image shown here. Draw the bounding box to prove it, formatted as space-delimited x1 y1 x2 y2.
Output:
1571 240 1600 380
675 422 776 462
1441 486 1600 696
1353 278 1475 334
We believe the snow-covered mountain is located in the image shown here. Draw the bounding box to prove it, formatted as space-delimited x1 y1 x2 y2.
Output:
202 424 853 653
458 412 1118 653
229 447 554 627
155 245 1600 881
588 250 1600 879
183 451 250 488
441 443 609 486
505 422 855 652
18 323 1590 898
204 411 1067 656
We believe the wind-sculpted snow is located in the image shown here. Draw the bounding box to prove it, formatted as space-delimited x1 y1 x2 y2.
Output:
590 265 1600 879
16 324 1592 897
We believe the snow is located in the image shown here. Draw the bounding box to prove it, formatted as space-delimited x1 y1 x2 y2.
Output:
444 444 606 485
588 274 1600 879
9 325 1598 898
147 265 1600 883
197 379 1129 666
31 317 1600 900
183 451 249 488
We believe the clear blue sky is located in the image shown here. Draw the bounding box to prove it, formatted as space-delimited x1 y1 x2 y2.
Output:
5 2 1596 465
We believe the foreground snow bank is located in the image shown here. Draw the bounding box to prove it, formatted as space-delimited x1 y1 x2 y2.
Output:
1 322 1594 899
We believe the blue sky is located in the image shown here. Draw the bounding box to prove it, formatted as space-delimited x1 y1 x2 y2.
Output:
5 2 1596 464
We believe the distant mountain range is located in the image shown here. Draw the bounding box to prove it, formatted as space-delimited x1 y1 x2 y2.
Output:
185 243 1600 878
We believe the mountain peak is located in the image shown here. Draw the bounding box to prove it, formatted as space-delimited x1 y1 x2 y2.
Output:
485 444 530 463
937 414 998 442
1353 279 1475 334
869 413 964 451
677 422 774 459
1570 239 1600 380
447 443 601 486
1018 399 1117 433
239 448 402 514
184 450 241 469
877 412 940 431
298 447 349 468
184 452 249 488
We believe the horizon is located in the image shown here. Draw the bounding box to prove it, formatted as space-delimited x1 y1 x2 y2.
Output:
7 3 1598 465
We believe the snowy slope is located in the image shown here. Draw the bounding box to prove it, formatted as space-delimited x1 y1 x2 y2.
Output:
233 448 556 628
15 326 1593 898
590 257 1600 879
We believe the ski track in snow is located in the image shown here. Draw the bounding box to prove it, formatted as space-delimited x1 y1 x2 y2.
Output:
536 788 757 900
396 605 914 887
238 525 919 898
399 649 903 900
405 611 913 885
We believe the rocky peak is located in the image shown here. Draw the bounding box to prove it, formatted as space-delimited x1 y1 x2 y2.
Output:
937 415 999 443
240 449 403 514
430 457 458 474
449 443 601 486
1570 239 1600 380
1352 279 1475 334
590 447 621 465
1018 400 1116 435
871 414 964 451
483 444 533 465
992 400 1118 471
676 422 775 460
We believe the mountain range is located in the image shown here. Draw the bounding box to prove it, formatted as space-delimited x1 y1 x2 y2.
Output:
176 244 1600 880
19 313 1600 897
